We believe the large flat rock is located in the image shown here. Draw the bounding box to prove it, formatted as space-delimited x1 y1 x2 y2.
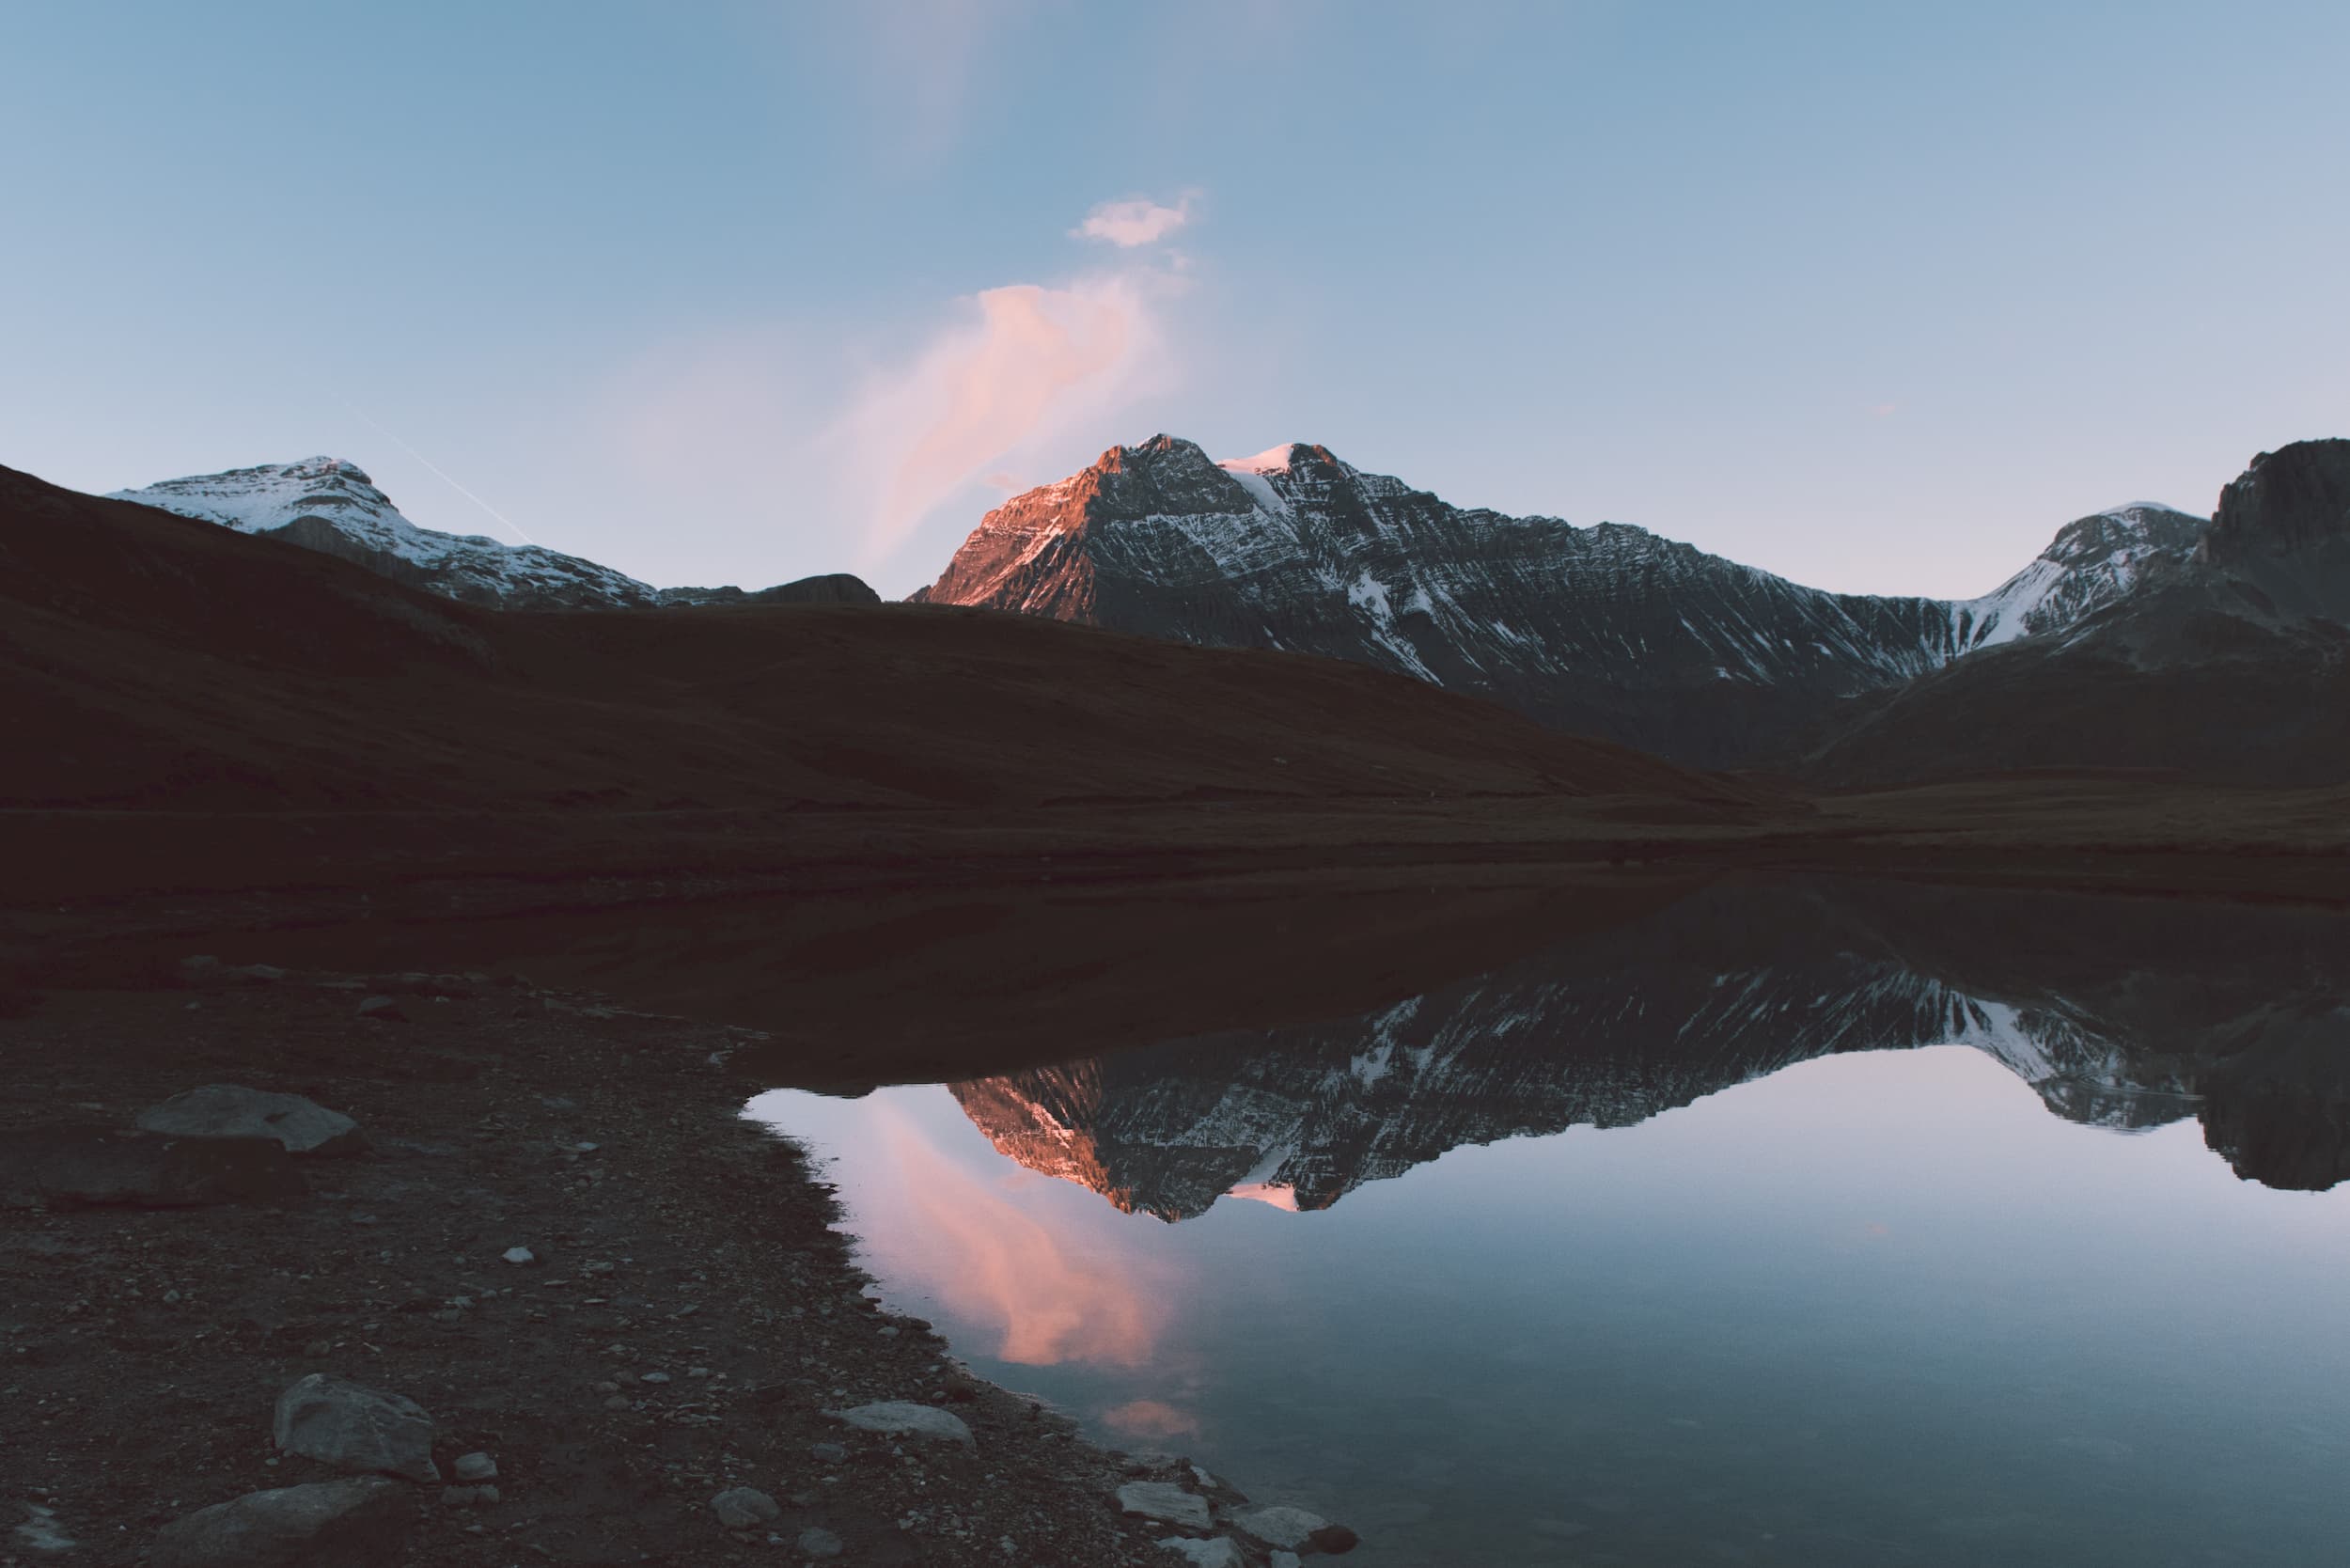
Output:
138 1085 365 1156
0 1125 304 1209
151 1477 411 1568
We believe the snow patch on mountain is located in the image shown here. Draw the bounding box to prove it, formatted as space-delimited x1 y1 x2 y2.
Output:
110 457 659 610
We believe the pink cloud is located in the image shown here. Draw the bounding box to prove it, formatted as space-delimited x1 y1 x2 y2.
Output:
833 274 1169 561
1073 193 1198 248
864 1108 1172 1367
1103 1399 1199 1439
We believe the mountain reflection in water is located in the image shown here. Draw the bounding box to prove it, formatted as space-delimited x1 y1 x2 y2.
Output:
944 878 2348 1216
749 879 2350 1568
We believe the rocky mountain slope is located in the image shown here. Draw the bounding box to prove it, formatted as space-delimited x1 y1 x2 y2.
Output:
1811 439 2350 783
912 436 2203 768
109 457 876 611
950 880 2350 1214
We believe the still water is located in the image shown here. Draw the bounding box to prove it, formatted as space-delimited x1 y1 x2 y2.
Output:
748 886 2350 1567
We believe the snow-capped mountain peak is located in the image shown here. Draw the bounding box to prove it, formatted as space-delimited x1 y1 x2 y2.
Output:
914 434 2208 767
1950 501 2205 651
110 457 661 610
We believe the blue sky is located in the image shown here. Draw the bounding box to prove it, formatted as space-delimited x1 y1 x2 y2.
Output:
7 1 2345 598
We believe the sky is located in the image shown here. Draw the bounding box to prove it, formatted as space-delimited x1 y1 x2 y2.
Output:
6 1 2347 600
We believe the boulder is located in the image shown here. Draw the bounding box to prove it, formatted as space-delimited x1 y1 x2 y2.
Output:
137 1086 365 1157
1156 1539 1246 1567
824 1400 975 1450
273 1373 439 1482
1230 1505 1330 1550
1117 1482 1212 1530
0 1125 304 1209
710 1488 779 1529
151 1477 410 1568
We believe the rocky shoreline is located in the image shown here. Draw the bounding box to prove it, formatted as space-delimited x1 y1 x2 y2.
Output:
0 965 1353 1567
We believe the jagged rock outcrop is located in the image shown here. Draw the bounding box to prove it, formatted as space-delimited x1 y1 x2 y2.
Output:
912 436 2201 768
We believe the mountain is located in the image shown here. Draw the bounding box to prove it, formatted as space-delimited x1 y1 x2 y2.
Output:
108 456 876 610
911 435 2203 769
4 458 1768 903
948 879 2350 1215
1810 440 2350 784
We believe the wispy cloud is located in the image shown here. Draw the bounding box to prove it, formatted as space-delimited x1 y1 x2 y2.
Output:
830 270 1176 561
870 1109 1170 1367
1073 192 1198 248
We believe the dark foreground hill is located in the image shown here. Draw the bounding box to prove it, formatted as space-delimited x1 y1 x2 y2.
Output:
1 462 1771 901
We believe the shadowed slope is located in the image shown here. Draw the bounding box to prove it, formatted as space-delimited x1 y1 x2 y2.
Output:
1 463 1765 898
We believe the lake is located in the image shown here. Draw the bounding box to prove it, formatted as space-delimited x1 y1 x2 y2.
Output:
747 880 2350 1567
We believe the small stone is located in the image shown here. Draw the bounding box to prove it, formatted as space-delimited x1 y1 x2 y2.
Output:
710 1488 779 1529
824 1400 975 1450
452 1452 497 1482
1156 1539 1246 1568
502 1247 536 1266
1307 1524 1361 1554
440 1486 480 1508
273 1373 439 1482
593 1380 620 1394
877 1325 899 1338
796 1527 844 1559
808 1441 847 1464
1117 1482 1212 1530
152 1477 410 1568
475 1485 499 1505
639 1371 671 1385
355 996 406 1023
603 1395 631 1410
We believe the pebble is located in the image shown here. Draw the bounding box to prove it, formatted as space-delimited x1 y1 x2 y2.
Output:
796 1526 844 1559
808 1442 847 1464
355 996 406 1023
452 1451 498 1482
502 1247 536 1266
639 1371 672 1385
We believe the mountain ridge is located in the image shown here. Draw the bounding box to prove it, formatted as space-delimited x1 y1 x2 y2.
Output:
911 434 2205 769
108 456 878 611
1810 438 2350 783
